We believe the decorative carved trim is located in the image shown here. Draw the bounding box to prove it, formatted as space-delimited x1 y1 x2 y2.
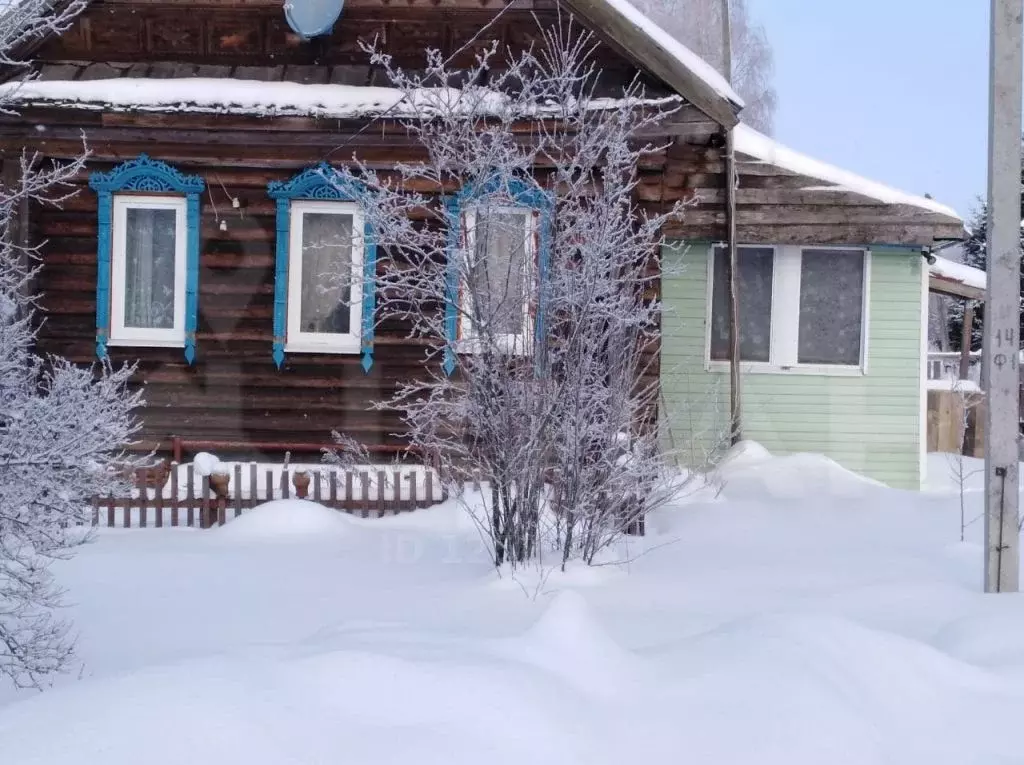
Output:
88 155 205 364
443 173 553 376
88 153 205 194
267 164 377 372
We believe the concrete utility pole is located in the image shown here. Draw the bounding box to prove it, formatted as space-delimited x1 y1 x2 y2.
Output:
722 0 742 443
984 0 1023 593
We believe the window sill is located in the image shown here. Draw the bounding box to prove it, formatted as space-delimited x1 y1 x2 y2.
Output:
705 361 867 378
107 337 185 349
284 342 361 355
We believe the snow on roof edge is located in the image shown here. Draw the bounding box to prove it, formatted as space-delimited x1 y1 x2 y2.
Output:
0 77 682 120
929 257 986 292
597 0 744 109
733 124 961 221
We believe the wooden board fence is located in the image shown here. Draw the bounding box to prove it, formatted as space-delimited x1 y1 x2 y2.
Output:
92 463 449 529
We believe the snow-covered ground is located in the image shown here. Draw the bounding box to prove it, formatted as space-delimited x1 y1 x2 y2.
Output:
2 448 1024 764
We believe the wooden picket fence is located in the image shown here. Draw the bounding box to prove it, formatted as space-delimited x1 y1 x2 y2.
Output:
91 462 448 529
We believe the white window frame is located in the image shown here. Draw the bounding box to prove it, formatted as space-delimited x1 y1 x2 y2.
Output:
108 194 187 348
458 204 536 356
285 199 364 355
705 244 871 376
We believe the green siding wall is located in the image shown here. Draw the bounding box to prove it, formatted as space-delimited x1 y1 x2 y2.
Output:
660 241 924 489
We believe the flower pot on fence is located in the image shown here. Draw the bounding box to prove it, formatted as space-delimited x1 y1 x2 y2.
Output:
293 470 311 499
209 472 230 499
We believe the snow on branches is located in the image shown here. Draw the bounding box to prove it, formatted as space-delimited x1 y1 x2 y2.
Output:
327 19 689 569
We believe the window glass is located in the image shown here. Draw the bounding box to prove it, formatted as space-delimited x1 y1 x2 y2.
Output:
122 207 177 330
470 210 531 336
798 249 865 365
299 212 354 335
710 246 774 362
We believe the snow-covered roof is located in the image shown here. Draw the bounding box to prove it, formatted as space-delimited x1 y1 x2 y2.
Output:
929 257 986 292
734 125 961 221
565 0 742 126
0 77 680 119
590 0 742 108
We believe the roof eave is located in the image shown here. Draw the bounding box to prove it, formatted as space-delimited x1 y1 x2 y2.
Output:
563 0 741 129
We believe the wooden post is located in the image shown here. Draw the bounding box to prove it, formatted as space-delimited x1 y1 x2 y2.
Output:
724 129 742 444
345 471 354 513
959 300 976 380
360 471 370 518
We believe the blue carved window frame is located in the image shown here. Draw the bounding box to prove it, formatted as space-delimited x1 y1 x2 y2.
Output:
266 163 377 372
88 154 205 363
443 175 553 376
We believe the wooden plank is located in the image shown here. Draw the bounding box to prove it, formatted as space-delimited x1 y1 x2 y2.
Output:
266 468 273 504
170 462 179 527
360 472 370 518
377 470 387 516
155 469 163 528
249 462 258 509
234 463 243 518
393 469 403 513
201 476 211 529
138 469 148 528
410 471 419 509
313 470 322 503
107 494 115 528
329 470 338 509
345 471 354 514
425 471 434 507
186 464 195 527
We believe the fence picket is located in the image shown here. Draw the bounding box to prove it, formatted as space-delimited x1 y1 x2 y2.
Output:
393 469 402 513
91 496 99 527
313 471 322 503
410 472 419 509
265 469 273 504
345 471 354 514
170 462 179 527
186 465 195 527
329 471 338 510
155 471 164 528
138 469 148 528
249 462 257 509
107 494 115 528
425 471 434 508
377 470 386 516
360 472 370 518
234 464 243 518
201 476 211 529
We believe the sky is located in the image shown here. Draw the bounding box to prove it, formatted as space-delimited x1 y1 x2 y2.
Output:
746 0 989 222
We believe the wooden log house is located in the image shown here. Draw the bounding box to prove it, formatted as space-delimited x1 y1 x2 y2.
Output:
0 0 964 489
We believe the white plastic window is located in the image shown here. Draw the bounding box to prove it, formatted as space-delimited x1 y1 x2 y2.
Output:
109 195 187 347
708 245 870 374
286 200 364 354
460 205 536 354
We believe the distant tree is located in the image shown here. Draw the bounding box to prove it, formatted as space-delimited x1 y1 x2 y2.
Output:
946 197 1024 352
634 0 777 134
0 0 145 690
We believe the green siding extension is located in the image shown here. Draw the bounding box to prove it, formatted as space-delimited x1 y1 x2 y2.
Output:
660 241 925 489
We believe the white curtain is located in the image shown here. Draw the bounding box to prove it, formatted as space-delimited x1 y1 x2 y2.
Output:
300 212 353 334
124 208 176 329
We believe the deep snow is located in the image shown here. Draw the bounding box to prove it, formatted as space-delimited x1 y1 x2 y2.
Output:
2 448 1024 764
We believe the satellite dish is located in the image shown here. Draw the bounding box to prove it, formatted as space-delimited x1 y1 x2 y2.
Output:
284 0 344 40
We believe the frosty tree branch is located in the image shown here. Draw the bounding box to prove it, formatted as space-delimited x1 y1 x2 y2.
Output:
0 0 144 691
